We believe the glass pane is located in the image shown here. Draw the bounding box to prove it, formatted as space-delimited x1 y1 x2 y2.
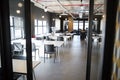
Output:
38 20 42 26
43 21 46 26
35 27 38 35
73 21 78 30
85 21 89 29
10 16 13 26
9 0 28 79
79 21 83 30
55 19 60 31
34 19 37 26
38 27 42 34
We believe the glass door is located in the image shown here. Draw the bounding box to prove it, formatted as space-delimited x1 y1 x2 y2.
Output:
9 0 33 80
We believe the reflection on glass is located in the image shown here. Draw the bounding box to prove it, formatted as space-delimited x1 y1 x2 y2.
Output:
9 0 27 79
55 19 60 31
35 19 48 35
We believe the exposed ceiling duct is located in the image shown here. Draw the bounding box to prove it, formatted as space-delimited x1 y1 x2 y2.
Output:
56 0 75 18
31 0 104 18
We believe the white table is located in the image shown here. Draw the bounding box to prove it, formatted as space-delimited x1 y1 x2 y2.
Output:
12 59 41 74
43 41 64 47
49 35 71 41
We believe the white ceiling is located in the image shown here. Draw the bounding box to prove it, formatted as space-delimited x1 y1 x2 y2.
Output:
31 0 104 18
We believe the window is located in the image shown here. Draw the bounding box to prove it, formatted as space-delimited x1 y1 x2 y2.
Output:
79 21 83 30
55 19 60 31
73 21 78 30
10 16 24 40
85 21 89 29
35 19 48 35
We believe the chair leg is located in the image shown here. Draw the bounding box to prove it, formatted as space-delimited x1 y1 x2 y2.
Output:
44 53 45 63
38 49 40 58
33 70 36 80
35 51 36 60
54 53 56 63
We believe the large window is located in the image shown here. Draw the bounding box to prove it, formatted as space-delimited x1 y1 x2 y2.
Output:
85 21 89 29
79 21 83 30
73 21 78 30
35 19 48 35
10 16 24 40
55 19 60 31
73 20 89 30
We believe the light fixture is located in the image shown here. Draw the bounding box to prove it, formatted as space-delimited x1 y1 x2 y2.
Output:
79 13 83 18
18 2 23 7
95 18 97 20
65 18 67 20
59 15 61 18
16 10 20 14
60 11 68 16
44 6 47 12
42 15 44 18
102 15 105 18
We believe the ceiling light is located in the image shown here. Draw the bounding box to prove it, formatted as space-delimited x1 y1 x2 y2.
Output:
42 15 44 18
18 2 23 7
44 6 47 12
59 15 61 18
79 13 83 18
95 18 97 20
102 15 105 18
16 10 20 14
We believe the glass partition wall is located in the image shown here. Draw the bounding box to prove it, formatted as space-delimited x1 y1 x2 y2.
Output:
9 0 33 80
0 47 1 69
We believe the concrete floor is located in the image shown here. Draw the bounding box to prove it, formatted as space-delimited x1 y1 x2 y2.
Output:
33 35 101 80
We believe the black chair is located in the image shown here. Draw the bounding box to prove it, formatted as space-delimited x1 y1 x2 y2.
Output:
32 43 39 60
13 73 23 80
44 44 56 63
45 36 50 40
97 37 102 42
13 43 24 56
57 36 64 41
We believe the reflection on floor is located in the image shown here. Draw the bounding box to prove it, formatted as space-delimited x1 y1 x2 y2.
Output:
33 35 101 80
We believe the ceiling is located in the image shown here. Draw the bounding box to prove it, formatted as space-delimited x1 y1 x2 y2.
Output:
31 0 104 18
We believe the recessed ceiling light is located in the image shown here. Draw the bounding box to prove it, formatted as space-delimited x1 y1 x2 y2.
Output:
18 2 23 7
59 15 61 18
44 6 47 12
16 10 20 14
42 16 44 18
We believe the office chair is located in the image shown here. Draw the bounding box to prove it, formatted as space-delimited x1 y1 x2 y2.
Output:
57 36 64 41
44 44 56 63
13 43 24 56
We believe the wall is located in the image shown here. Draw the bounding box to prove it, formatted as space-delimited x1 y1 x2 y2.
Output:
102 0 118 79
111 1 120 79
31 3 51 36
68 16 73 32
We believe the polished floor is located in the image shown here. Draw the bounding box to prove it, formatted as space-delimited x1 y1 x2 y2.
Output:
33 35 101 80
